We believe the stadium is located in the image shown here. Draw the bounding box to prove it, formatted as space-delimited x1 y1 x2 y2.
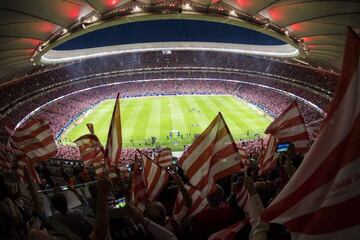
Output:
0 1 358 240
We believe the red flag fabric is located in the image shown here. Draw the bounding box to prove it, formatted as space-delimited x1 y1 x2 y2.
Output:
261 29 360 239
16 155 41 184
238 147 247 160
7 118 57 162
74 134 105 177
208 219 248 240
140 153 169 201
118 164 130 179
105 93 122 167
156 148 173 168
179 113 242 196
238 146 249 166
173 184 208 218
236 185 249 210
131 161 147 210
258 135 277 176
258 101 311 175
265 101 311 153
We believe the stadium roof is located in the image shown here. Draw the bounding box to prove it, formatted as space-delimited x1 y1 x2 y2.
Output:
0 0 359 83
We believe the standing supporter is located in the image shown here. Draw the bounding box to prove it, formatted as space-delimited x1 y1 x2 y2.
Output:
192 184 241 240
146 173 192 237
91 175 178 240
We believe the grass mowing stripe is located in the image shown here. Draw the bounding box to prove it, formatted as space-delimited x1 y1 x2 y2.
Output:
193 95 218 122
175 97 194 135
61 95 272 150
186 96 212 132
146 97 162 138
169 96 189 134
218 96 270 135
208 96 255 139
131 98 154 139
223 96 271 128
177 96 200 136
122 98 146 140
160 97 173 137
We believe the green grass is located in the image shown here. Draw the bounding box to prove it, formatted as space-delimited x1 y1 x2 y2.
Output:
60 95 272 151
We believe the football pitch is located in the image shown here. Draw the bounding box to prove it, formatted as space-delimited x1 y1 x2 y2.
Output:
60 95 272 151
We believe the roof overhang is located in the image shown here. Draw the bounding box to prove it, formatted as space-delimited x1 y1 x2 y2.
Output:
35 13 302 64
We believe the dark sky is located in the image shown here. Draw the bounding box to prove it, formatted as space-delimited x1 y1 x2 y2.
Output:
55 20 284 50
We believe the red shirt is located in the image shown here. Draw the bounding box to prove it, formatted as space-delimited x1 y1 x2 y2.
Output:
192 204 237 240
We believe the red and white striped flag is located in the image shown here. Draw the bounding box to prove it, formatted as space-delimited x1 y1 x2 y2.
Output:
265 101 310 153
238 147 247 160
236 184 249 210
179 112 242 196
140 152 169 201
131 161 147 210
6 118 57 162
307 126 320 142
258 135 277 176
74 134 104 164
105 93 122 167
258 102 310 175
173 184 208 218
261 29 360 240
74 134 105 177
16 155 41 184
238 146 249 166
156 148 173 168
208 219 248 240
118 164 130 179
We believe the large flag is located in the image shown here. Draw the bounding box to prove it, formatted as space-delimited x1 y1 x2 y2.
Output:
15 154 41 183
258 101 311 175
236 184 249 210
105 93 122 166
238 146 250 167
131 161 147 210
156 148 173 168
74 134 105 176
179 113 242 196
208 219 248 240
261 29 360 239
74 134 104 166
140 152 169 201
265 101 311 153
173 184 208 218
118 163 130 179
6 118 57 162
258 135 277 176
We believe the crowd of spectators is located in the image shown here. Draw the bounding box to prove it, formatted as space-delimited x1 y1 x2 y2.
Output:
0 50 336 125
0 137 303 240
0 51 337 106
0 50 339 240
0 79 324 160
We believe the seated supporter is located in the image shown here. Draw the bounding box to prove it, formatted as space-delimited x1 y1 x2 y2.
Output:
50 185 92 240
0 176 28 240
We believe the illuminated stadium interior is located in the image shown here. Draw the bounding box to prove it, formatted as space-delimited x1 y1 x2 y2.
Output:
0 1 359 239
